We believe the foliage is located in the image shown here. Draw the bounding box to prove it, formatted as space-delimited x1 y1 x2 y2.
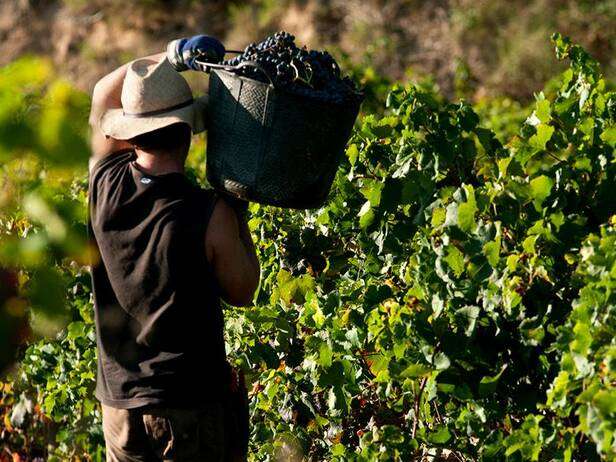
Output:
0 56 91 368
0 56 94 460
228 32 616 460
544 222 616 456
471 97 527 143
1 34 616 461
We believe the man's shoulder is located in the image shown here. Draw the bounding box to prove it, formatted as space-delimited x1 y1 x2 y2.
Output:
193 186 218 201
182 180 215 204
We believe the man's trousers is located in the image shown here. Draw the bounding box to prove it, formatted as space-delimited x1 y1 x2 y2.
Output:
102 402 248 462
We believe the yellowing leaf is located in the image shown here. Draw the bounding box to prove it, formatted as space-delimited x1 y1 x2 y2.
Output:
368 354 389 377
506 254 520 271
431 207 446 227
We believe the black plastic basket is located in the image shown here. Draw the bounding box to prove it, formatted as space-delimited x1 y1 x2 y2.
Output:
199 60 362 209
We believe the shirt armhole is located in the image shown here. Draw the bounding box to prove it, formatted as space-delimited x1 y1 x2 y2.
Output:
203 191 222 297
89 148 135 177
203 191 220 238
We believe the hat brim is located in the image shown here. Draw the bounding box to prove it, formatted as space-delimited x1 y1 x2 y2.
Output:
99 95 208 140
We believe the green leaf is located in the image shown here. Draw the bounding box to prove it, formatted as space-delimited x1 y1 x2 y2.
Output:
312 303 326 328
529 124 554 151
431 207 446 227
428 426 451 444
66 322 86 341
346 144 359 165
601 126 616 147
483 240 500 267
368 354 390 377
457 104 479 131
434 352 450 370
479 366 507 396
523 235 539 254
320 361 346 388
520 321 545 346
38 81 89 165
546 371 570 408
358 201 375 229
315 209 330 226
457 202 476 232
331 443 346 456
457 185 477 232
318 342 333 368
444 245 465 277
400 176 423 204
507 254 520 271
497 157 512 178
400 363 432 378
360 180 384 207
593 390 616 418
535 99 551 123
457 305 480 336
529 175 553 207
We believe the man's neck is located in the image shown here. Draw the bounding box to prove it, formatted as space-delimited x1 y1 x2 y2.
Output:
134 149 185 175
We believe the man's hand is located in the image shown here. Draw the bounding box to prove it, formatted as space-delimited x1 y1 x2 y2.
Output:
167 35 226 72
221 193 249 220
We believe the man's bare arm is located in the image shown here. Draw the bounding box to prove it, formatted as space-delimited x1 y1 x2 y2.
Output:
205 200 260 307
88 52 166 170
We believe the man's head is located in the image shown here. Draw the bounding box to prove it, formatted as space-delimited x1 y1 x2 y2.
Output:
128 122 192 159
99 58 206 143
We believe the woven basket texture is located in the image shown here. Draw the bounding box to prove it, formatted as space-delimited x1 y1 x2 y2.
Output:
206 69 360 209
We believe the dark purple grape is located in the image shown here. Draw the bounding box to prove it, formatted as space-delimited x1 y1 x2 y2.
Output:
221 31 362 104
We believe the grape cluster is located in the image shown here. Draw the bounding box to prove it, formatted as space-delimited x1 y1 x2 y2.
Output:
222 31 363 105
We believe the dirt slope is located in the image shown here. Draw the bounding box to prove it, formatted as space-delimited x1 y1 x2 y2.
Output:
1 0 613 101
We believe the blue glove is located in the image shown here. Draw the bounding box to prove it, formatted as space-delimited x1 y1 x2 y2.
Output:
166 35 225 71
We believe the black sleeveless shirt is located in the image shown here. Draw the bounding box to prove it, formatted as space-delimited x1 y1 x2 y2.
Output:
88 150 227 409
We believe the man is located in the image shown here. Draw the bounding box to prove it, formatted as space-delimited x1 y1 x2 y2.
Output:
87 35 260 461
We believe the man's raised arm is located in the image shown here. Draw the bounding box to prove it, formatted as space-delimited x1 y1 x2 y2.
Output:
88 52 166 170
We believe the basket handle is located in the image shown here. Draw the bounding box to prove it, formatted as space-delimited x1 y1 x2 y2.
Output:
194 59 275 87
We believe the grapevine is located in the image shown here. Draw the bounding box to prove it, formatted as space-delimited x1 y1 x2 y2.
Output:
1 34 616 461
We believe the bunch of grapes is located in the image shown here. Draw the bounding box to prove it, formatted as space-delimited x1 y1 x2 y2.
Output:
222 31 363 105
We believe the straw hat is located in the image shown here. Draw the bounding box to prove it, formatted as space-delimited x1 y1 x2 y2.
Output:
99 58 207 140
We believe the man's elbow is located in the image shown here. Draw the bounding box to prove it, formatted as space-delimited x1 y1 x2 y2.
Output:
91 79 107 106
89 83 105 127
223 292 254 307
223 277 259 307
